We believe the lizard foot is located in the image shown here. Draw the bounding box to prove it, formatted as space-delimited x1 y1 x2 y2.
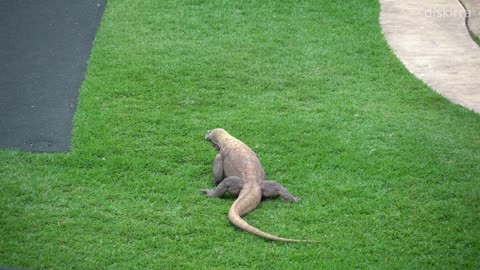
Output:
293 196 303 202
283 196 303 203
200 189 215 197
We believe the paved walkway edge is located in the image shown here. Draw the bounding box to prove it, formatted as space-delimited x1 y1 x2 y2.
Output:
0 0 106 152
459 0 480 40
380 0 480 113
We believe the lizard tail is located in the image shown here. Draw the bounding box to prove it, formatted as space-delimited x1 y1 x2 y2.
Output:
228 207 319 243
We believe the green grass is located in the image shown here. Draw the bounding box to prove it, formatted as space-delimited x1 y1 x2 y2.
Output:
468 29 480 46
1 0 479 268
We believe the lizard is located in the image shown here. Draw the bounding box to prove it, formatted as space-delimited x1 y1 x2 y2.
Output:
200 128 316 242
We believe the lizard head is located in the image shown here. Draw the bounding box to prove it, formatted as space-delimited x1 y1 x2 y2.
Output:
205 128 229 150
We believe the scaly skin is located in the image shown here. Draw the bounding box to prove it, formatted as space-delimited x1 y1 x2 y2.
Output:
201 128 317 242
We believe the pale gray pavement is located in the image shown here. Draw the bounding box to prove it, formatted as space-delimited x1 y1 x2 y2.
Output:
380 0 480 113
460 0 480 38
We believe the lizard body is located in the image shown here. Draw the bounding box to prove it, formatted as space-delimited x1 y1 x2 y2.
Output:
201 128 315 242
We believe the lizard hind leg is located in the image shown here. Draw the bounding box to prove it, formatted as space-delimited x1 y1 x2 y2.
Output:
201 176 244 198
261 180 301 202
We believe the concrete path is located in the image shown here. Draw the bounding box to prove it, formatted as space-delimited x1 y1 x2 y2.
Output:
460 0 480 39
380 0 480 113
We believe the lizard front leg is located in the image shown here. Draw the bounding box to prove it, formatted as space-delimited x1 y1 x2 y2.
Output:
261 180 301 202
200 176 243 198
213 153 224 186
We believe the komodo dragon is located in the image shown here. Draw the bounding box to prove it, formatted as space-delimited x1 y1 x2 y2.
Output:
201 128 316 242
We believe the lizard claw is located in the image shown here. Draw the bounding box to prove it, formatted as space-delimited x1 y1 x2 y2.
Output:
200 189 214 197
287 196 303 202
294 196 303 202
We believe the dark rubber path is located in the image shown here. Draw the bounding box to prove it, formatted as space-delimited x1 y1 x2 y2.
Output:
0 0 106 152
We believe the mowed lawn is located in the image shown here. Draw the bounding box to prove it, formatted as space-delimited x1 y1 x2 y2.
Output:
1 0 479 268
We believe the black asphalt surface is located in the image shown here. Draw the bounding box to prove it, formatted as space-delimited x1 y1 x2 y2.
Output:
0 0 106 152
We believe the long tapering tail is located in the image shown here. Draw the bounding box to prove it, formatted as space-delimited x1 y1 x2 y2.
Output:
228 207 319 243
